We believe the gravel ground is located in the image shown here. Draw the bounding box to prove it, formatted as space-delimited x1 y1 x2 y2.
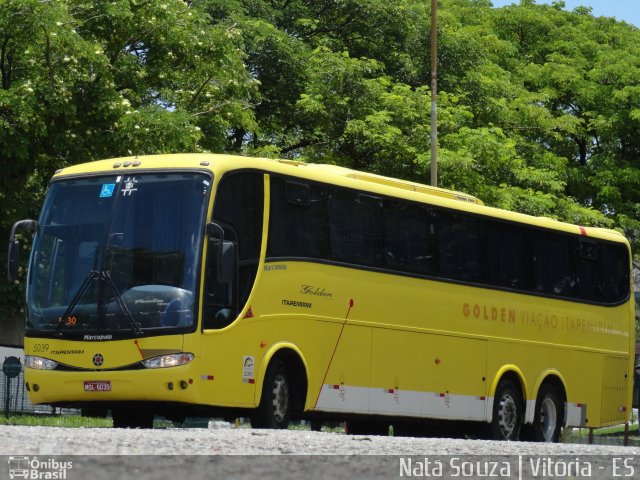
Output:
1 425 639 479
0 424 638 456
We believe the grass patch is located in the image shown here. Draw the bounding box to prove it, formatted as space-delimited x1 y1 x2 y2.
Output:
563 423 640 446
0 414 112 428
567 424 639 438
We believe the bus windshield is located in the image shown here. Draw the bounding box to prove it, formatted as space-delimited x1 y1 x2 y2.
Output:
26 172 211 338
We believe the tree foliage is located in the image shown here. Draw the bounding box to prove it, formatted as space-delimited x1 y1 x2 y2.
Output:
2 0 640 315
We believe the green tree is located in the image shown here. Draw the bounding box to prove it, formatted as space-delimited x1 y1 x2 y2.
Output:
4 0 640 319
0 0 256 316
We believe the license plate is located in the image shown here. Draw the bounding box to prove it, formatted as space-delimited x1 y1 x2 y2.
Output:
84 381 111 392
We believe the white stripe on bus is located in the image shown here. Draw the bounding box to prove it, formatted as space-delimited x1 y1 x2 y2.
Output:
316 384 588 427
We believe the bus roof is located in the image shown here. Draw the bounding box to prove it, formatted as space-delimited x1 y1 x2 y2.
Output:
299 163 483 205
52 153 628 246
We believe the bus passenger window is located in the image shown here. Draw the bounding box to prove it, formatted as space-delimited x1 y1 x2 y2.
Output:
576 239 603 302
576 240 629 304
328 189 384 268
267 177 327 259
532 233 577 298
384 202 434 275
436 212 486 282
601 244 630 303
487 223 530 290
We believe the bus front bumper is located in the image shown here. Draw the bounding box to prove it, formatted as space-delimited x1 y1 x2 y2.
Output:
24 365 200 406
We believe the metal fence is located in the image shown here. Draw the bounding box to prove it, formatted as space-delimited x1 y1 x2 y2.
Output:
1 367 79 416
1 368 42 415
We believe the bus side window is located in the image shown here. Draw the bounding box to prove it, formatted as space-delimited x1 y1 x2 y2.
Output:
601 243 630 303
577 240 629 304
204 173 264 329
327 189 384 268
384 201 435 275
576 239 603 302
486 223 531 291
435 211 486 283
532 233 577 298
267 177 328 259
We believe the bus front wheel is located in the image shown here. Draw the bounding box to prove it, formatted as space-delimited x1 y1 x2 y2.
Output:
531 384 564 442
490 379 523 441
251 361 291 429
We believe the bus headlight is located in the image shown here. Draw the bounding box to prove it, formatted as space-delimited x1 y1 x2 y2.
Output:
25 356 58 370
141 353 194 369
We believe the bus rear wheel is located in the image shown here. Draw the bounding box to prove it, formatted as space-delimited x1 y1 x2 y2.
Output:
251 361 291 429
490 379 523 441
532 384 564 442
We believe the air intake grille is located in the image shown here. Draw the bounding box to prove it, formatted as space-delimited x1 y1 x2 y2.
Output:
600 356 629 425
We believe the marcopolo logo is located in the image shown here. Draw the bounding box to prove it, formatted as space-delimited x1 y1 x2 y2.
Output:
83 334 112 341
8 457 73 479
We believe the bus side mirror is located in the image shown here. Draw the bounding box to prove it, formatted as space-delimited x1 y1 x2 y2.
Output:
7 219 36 282
7 241 21 282
218 241 237 284
206 222 237 284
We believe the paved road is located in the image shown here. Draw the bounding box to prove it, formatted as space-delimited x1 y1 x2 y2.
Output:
0 425 638 479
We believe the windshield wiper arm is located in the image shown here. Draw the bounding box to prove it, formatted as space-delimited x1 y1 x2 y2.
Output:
103 271 143 335
56 270 100 335
56 270 143 336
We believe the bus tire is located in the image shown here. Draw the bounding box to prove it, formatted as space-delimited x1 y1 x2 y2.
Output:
531 384 564 442
251 361 291 429
490 379 523 441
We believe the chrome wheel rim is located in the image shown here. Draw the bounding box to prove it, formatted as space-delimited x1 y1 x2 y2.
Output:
497 393 518 439
272 373 289 423
539 396 557 442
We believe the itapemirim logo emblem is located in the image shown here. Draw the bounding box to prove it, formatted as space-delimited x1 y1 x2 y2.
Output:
92 353 104 367
7 457 73 479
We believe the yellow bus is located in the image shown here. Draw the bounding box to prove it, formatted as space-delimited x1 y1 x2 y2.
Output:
7 153 634 441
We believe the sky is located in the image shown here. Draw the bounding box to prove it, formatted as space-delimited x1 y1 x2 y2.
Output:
490 0 640 27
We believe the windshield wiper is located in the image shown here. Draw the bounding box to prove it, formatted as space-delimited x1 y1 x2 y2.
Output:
103 271 143 335
56 270 100 335
55 270 143 336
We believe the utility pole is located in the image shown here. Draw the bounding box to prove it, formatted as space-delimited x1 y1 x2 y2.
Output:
430 0 438 187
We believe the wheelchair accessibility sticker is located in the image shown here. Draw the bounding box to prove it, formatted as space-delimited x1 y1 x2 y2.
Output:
99 183 116 198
